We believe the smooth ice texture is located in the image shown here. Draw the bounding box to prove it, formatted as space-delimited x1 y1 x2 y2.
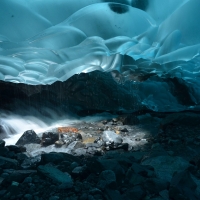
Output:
0 0 200 111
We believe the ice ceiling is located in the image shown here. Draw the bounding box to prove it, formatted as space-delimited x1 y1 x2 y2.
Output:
0 0 200 112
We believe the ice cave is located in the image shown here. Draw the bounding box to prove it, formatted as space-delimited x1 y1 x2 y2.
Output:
0 0 200 199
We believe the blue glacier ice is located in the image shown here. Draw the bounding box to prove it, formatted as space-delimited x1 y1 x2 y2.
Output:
0 0 200 112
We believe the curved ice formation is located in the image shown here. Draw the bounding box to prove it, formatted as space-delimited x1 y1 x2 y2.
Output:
0 0 200 112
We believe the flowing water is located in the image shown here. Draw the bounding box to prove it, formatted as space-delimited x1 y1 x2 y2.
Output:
0 110 115 145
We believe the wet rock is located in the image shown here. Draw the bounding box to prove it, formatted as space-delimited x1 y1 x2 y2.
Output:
119 114 139 125
0 190 6 197
49 196 59 200
79 193 88 200
159 190 169 200
40 152 65 164
104 189 122 200
169 170 198 200
7 181 20 196
160 112 200 130
16 153 28 163
72 148 87 156
98 159 125 184
0 147 9 157
144 178 169 194
0 156 19 169
1 170 36 185
120 127 128 132
142 156 190 182
0 140 5 147
85 143 101 148
16 130 41 146
37 165 73 188
6 145 26 153
99 170 116 189
21 156 41 169
72 165 89 179
24 194 33 200
122 185 146 200
126 163 155 180
70 162 79 170
109 143 129 151
23 176 32 183
102 131 123 147
125 172 145 186
85 158 104 174
41 132 59 146
55 140 64 147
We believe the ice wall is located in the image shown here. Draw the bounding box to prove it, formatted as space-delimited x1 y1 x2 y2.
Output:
0 0 200 112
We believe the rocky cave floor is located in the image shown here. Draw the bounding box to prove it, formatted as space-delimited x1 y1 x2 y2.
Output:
0 112 200 200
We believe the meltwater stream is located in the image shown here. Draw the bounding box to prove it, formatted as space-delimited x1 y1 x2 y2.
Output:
0 111 116 145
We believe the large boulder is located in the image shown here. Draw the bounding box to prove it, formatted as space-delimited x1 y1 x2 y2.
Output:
15 130 41 146
37 165 73 188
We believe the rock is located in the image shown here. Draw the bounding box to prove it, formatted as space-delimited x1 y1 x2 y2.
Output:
119 114 139 125
0 147 9 157
0 156 19 169
70 162 79 170
41 132 59 146
86 158 104 174
99 170 116 189
16 153 28 163
89 188 102 195
24 194 33 200
126 172 145 186
85 143 101 148
49 196 59 200
7 181 20 196
109 143 129 151
40 152 65 164
169 170 198 200
144 178 169 194
104 189 122 200
142 156 190 182
102 131 123 146
98 159 125 184
37 165 73 188
131 163 155 177
2 170 36 185
21 156 41 169
160 112 200 130
0 190 6 197
55 140 64 147
23 177 32 183
79 193 88 200
6 145 26 153
159 190 169 200
120 128 128 132
15 130 41 146
122 185 146 200
69 141 85 149
73 148 87 156
148 145 168 158
112 118 118 122
0 140 5 147
72 165 89 179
